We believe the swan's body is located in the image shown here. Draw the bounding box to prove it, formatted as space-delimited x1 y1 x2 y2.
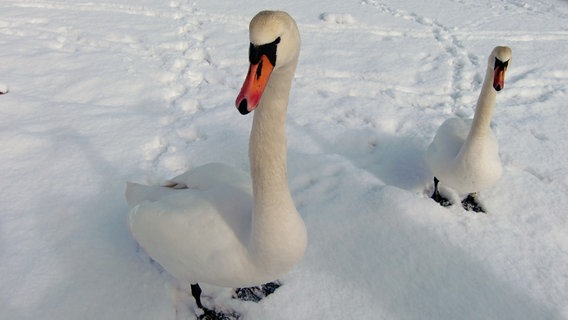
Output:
126 10 306 309
426 46 512 212
427 117 501 194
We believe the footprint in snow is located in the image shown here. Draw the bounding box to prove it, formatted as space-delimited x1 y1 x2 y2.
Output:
319 13 356 25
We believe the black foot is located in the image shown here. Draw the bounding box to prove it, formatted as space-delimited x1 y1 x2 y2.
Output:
431 177 452 207
197 308 240 320
461 194 486 213
191 283 241 320
431 191 452 207
234 281 281 302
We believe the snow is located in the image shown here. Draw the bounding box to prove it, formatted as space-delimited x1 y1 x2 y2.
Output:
1 0 567 319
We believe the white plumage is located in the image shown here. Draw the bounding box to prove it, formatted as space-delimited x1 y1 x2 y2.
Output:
426 46 512 212
125 10 307 309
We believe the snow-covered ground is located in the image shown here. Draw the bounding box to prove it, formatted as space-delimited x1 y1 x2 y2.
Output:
1 0 567 319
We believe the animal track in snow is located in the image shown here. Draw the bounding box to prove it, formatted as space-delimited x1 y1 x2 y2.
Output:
319 13 356 25
362 0 480 113
142 1 216 173
529 128 550 142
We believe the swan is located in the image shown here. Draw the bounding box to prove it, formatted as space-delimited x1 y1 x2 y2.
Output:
426 46 512 213
125 10 307 316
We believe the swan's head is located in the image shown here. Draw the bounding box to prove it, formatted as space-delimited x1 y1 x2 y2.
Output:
490 46 512 92
235 11 300 115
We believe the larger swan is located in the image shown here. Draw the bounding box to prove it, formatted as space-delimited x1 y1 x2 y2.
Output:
426 46 512 213
125 10 307 316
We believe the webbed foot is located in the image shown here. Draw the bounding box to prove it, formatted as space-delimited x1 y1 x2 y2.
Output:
431 177 452 207
197 308 240 320
432 191 452 207
192 283 241 320
461 193 486 213
234 281 281 302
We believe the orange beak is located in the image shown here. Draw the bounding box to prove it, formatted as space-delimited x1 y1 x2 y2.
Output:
493 66 506 91
235 54 275 115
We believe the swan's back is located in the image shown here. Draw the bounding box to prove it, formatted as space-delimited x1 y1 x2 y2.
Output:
125 163 251 208
126 163 260 286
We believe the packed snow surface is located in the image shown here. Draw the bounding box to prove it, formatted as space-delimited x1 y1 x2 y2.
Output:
1 0 567 319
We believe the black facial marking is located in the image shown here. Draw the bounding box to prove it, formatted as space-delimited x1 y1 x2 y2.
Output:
249 43 261 65
494 57 509 70
248 37 280 67
256 59 263 80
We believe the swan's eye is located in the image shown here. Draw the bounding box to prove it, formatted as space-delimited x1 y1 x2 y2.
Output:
248 37 280 66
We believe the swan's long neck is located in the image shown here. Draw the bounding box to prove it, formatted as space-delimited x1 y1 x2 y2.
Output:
249 67 295 207
248 63 303 271
461 66 497 152
472 68 497 136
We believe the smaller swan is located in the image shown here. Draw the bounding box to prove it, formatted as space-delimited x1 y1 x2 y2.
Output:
426 46 512 212
125 10 306 317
